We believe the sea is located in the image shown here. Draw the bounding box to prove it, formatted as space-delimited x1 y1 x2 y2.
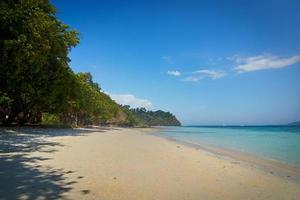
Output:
155 126 300 167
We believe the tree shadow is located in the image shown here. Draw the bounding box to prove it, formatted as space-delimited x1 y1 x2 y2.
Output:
1 126 117 138
0 155 74 200
0 126 118 154
0 127 114 199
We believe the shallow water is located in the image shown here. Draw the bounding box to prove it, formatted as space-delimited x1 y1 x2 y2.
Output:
156 126 300 167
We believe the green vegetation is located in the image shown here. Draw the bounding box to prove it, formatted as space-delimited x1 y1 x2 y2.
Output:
133 108 181 126
0 0 180 127
122 107 181 127
0 0 79 124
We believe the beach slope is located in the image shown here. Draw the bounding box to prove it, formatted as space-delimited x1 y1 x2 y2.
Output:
0 127 299 200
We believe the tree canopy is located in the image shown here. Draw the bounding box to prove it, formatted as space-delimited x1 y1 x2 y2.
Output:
0 0 79 124
0 0 181 127
128 107 181 127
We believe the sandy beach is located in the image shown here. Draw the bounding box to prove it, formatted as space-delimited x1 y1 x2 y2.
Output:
1 127 300 200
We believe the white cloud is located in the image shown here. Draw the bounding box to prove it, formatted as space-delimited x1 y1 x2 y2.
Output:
184 70 226 82
167 70 181 77
162 55 173 64
232 54 300 73
110 94 153 110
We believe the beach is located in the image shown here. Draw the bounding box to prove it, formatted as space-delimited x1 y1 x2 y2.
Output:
1 127 300 200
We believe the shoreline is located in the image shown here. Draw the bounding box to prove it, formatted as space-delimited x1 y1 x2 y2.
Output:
1 127 300 199
150 130 300 183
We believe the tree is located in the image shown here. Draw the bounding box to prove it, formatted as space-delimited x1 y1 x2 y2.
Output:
0 0 79 124
0 0 181 127
121 106 181 127
59 72 122 126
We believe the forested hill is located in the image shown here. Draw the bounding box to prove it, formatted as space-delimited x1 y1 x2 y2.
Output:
132 108 181 126
288 121 300 126
126 107 181 127
0 0 180 127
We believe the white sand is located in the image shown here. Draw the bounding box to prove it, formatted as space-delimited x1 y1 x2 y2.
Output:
1 127 300 200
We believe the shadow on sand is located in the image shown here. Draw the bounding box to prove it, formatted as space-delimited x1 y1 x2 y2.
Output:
0 127 115 200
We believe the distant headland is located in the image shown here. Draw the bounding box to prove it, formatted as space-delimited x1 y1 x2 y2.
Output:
288 121 300 126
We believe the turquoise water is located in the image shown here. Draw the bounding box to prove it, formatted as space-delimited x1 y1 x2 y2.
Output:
157 126 300 167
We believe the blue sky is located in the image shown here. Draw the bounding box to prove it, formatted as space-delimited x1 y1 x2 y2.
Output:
52 0 300 125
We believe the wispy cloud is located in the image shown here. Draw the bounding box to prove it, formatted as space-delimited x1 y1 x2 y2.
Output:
162 55 173 64
110 94 153 110
167 70 181 77
184 70 226 82
163 53 299 83
232 54 300 73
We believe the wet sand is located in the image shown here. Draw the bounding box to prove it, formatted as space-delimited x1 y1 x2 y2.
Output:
0 127 300 200
154 133 300 183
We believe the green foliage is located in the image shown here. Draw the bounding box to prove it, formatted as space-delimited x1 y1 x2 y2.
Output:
0 93 12 124
0 0 79 124
41 113 60 125
0 0 181 127
59 72 122 126
119 105 138 126
120 106 181 127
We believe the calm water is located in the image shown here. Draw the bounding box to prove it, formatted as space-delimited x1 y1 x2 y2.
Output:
156 126 300 166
